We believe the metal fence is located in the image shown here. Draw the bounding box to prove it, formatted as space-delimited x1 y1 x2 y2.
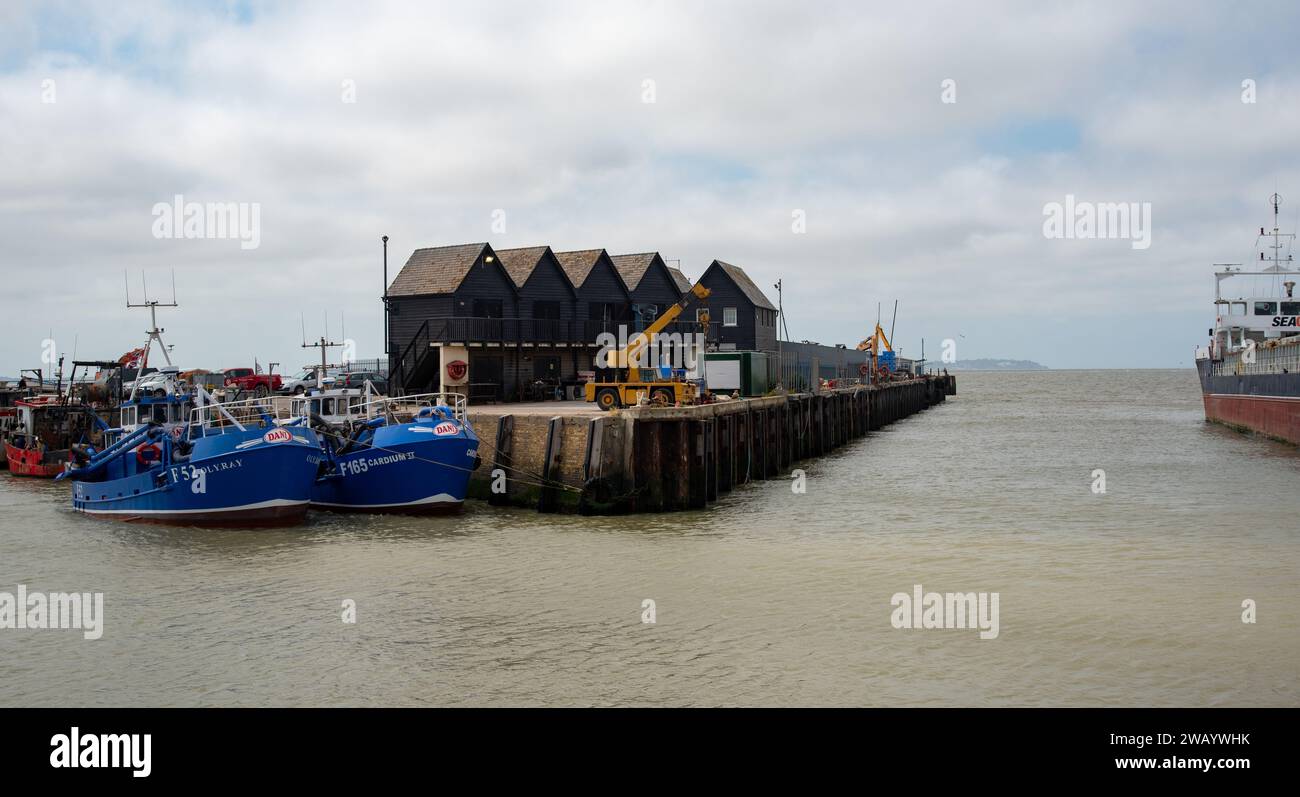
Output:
769 349 870 393
1211 339 1300 377
335 358 388 376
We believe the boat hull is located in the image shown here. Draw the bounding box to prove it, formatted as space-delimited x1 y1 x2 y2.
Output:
5 442 68 477
311 421 479 514
69 427 323 527
1197 360 1300 445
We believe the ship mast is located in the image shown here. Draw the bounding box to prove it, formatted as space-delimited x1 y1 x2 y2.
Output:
301 314 344 390
126 270 178 369
125 271 179 402
1262 192 1296 275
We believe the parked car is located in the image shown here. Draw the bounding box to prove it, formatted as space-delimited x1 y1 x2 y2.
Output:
132 371 179 398
280 368 326 395
221 367 283 397
335 371 388 395
119 367 159 396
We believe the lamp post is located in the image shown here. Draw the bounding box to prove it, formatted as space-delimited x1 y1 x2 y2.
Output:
382 235 389 360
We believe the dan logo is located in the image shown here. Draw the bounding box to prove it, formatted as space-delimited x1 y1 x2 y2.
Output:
433 422 459 436
262 428 293 444
446 360 468 381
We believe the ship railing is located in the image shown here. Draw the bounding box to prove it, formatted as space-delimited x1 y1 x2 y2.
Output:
284 390 468 424
1211 338 1300 377
186 390 286 435
353 392 468 423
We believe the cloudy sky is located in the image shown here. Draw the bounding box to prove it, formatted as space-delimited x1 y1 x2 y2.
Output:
2 0 1299 373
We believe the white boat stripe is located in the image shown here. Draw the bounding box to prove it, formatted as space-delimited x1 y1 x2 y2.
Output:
1207 393 1300 402
77 498 307 515
310 493 460 509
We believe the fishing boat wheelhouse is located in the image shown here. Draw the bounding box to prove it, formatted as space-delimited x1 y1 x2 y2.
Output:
4 396 106 477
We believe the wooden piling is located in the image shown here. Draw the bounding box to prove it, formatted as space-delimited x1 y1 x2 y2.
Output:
489 414 514 506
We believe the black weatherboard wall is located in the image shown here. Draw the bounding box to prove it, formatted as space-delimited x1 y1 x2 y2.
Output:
683 259 778 353
555 249 632 330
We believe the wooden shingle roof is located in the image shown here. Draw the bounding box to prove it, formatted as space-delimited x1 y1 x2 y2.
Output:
715 260 777 310
667 266 693 294
609 252 659 290
388 243 489 297
495 246 552 288
554 249 610 288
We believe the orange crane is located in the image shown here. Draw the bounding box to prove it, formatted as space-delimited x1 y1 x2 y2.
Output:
856 322 896 382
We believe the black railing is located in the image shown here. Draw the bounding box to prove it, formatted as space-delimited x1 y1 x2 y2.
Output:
391 319 432 394
389 317 707 394
423 317 701 345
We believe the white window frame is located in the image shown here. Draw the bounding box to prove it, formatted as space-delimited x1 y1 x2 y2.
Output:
723 307 738 327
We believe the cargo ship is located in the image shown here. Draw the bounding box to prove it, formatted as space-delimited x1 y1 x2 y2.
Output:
1195 194 1300 445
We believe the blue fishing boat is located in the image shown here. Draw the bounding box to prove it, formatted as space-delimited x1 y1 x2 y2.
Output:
290 386 480 514
58 385 324 527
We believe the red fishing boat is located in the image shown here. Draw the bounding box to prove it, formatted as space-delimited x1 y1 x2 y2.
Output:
4 396 103 477
0 385 27 470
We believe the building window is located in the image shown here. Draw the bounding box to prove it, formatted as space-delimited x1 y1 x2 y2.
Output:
533 301 560 319
723 307 738 327
1254 301 1277 315
473 299 504 318
696 308 709 323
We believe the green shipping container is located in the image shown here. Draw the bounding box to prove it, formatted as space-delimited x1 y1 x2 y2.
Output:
702 351 770 397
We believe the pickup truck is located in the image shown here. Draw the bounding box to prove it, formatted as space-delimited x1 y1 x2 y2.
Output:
221 367 283 398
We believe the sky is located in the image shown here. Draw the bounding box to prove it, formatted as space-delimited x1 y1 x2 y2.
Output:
2 0 1300 373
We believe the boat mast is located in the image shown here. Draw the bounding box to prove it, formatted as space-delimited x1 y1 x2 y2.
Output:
1263 192 1296 278
125 270 179 400
301 324 343 390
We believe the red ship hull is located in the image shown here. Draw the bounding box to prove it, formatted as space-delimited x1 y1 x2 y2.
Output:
1202 393 1300 446
4 442 68 477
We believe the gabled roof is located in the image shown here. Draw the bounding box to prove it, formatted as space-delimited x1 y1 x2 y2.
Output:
553 249 607 287
609 252 660 291
712 260 777 310
553 249 630 296
666 266 693 294
495 246 553 288
388 242 493 297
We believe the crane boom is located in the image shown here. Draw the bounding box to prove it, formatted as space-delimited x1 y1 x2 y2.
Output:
610 283 710 380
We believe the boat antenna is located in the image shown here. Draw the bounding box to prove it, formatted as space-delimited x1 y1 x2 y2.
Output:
126 270 179 400
302 322 344 390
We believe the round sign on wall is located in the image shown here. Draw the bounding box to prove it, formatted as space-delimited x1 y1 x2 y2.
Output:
445 359 468 383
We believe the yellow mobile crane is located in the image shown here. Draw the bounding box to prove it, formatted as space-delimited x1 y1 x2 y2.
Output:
585 283 711 410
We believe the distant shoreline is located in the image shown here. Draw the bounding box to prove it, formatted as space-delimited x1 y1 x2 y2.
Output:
940 359 1048 371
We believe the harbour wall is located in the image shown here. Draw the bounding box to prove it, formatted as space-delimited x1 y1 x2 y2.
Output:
467 373 956 514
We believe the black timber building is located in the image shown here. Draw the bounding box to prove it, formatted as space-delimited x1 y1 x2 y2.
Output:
387 243 780 402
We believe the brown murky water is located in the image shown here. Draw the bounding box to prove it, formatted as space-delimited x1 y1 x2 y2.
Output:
2 370 1297 706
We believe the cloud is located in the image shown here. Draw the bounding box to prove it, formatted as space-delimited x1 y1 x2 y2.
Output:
1 0 1299 371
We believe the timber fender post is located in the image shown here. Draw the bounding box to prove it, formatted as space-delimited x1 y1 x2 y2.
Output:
537 416 565 513
489 414 514 506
